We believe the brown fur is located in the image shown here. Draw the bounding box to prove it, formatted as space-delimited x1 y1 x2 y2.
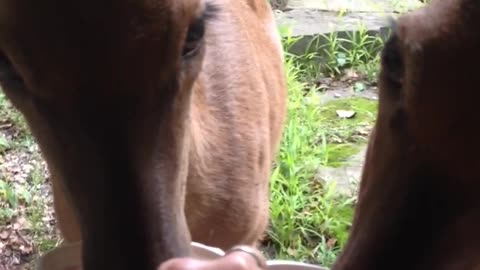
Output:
331 0 480 269
0 0 287 269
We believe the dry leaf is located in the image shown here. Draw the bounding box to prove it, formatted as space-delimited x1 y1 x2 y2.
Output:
13 217 28 230
0 231 9 240
344 68 358 79
327 238 337 248
336 110 356 119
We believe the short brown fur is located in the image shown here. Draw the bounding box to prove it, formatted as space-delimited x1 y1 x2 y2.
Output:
332 0 480 269
0 0 287 270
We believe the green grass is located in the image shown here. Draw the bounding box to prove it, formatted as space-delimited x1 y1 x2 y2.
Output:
269 56 353 265
266 48 356 267
0 93 31 220
264 25 381 267
0 92 59 267
294 22 385 82
0 93 34 151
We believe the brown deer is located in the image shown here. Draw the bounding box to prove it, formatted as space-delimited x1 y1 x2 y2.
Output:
0 0 287 270
331 0 480 269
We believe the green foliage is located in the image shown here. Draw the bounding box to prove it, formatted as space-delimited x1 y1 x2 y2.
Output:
265 24 381 267
289 22 386 81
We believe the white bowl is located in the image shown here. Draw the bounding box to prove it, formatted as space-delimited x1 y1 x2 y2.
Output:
35 241 225 270
35 241 327 270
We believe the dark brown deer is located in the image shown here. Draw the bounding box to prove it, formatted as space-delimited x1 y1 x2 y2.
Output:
0 0 287 270
332 0 480 269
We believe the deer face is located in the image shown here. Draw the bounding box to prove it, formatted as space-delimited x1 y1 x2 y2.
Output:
0 1 217 269
332 1 480 270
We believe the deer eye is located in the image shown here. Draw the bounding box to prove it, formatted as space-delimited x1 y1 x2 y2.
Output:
182 16 205 58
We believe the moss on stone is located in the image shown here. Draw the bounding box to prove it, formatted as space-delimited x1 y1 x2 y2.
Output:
318 97 377 167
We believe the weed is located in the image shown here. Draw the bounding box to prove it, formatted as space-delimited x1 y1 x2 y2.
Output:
288 20 386 81
265 25 381 267
266 35 357 266
318 24 384 78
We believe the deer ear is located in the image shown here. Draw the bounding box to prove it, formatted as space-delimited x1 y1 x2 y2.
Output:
0 52 29 105
381 28 404 89
0 52 24 91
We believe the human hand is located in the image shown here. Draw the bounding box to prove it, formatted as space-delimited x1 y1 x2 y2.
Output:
158 245 266 270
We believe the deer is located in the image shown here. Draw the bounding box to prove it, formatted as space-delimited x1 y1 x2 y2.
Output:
0 0 287 270
330 0 480 269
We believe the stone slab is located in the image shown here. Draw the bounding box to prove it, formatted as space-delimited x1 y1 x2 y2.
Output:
275 9 394 37
315 146 367 196
286 0 423 13
275 9 393 62
274 0 425 58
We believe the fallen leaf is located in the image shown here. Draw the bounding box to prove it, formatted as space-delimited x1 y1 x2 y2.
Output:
344 68 358 79
0 231 9 240
356 126 371 136
13 217 29 230
336 110 356 119
327 238 337 248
